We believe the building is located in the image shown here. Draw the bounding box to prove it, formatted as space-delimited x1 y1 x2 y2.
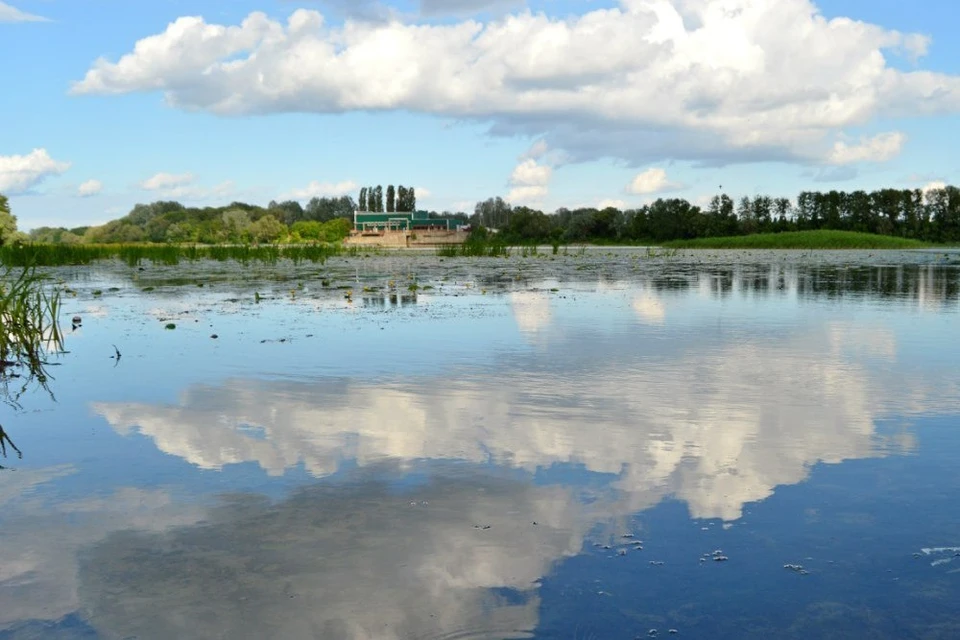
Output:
353 210 461 233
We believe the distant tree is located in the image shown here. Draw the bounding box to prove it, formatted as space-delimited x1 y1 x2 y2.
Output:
408 187 416 212
472 197 511 229
305 196 356 222
386 185 396 213
396 185 408 212
359 187 368 212
372 185 384 213
248 214 285 243
269 200 305 225
222 209 251 241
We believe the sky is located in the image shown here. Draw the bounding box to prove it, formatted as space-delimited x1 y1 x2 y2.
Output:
2 0 960 230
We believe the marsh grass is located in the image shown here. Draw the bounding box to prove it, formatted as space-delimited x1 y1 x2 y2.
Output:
436 233 510 257
0 243 349 267
1 266 63 463
663 230 931 250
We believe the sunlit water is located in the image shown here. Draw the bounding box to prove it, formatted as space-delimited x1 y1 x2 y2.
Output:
1 250 959 639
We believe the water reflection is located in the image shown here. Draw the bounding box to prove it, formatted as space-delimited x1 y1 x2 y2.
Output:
78 466 584 640
93 321 951 523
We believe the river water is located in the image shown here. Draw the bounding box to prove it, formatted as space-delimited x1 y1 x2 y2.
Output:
1 249 959 639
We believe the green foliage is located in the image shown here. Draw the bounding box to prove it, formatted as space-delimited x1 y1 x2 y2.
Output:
0 265 62 409
0 243 344 267
248 214 285 243
290 218 351 242
359 187 368 212
386 185 396 213
0 194 19 246
664 230 931 250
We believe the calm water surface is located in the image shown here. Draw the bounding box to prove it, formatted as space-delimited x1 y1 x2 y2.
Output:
1 250 959 639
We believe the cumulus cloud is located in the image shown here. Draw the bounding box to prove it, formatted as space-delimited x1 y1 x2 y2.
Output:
77 179 103 197
507 156 552 205
598 198 627 210
139 172 233 201
0 149 71 194
70 2 960 167
626 167 683 195
921 180 946 192
282 179 358 200
828 131 906 165
414 185 432 200
0 1 47 22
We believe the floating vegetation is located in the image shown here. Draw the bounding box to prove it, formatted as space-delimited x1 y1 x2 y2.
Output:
0 242 349 267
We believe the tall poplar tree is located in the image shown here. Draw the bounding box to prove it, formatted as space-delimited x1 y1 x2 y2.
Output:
386 185 396 213
359 187 368 212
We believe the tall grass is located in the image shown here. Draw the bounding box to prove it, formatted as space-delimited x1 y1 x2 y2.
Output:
0 243 348 267
663 230 931 250
1 266 63 462
436 231 510 257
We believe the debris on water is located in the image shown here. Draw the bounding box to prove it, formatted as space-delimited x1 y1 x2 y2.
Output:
649 561 664 566
111 345 121 360
532 521 538 525
648 629 658 637
713 555 729 562
622 533 635 538
473 525 492 530
72 316 82 325
784 564 806 573
618 549 627 556
668 630 678 635
165 323 176 330
210 334 218 339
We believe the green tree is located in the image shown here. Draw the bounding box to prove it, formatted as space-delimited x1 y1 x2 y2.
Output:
372 186 384 212
386 185 396 213
248 214 285 243
396 185 408 212
408 187 416 212
222 209 251 242
359 187 368 212
0 194 19 246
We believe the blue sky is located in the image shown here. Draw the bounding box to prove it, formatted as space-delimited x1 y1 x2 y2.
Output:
2 0 959 230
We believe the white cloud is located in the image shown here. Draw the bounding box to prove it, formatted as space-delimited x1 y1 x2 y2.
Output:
0 149 71 194
0 1 47 22
507 150 552 205
282 179 358 201
139 172 233 201
70 2 960 168
626 167 682 195
828 131 906 165
921 180 946 192
77 179 103 197
140 172 193 191
413 185 431 200
597 198 626 210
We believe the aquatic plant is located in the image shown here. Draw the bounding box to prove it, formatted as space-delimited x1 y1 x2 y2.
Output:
0 242 348 267
1 266 63 464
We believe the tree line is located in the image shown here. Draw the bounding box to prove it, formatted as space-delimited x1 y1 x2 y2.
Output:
471 186 960 244
20 197 357 245
3 184 959 246
358 185 416 213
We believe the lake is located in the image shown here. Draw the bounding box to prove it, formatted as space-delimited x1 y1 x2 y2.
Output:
1 248 959 639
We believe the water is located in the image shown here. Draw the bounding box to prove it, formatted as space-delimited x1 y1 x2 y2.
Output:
1 250 959 639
